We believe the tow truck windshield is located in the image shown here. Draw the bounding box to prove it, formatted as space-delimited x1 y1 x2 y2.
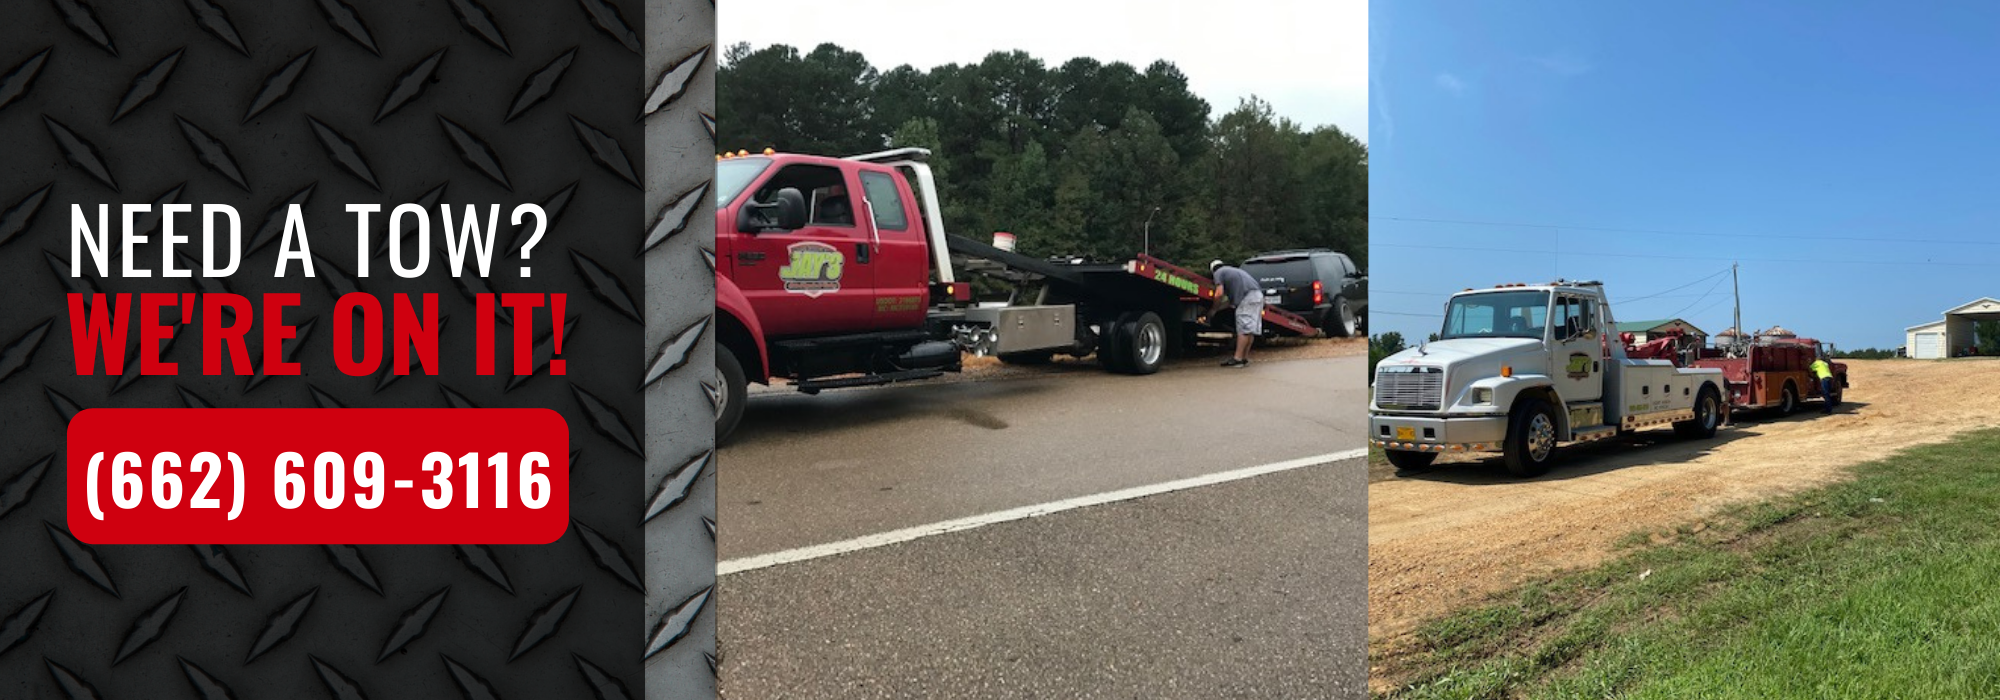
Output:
1441 290 1550 340
717 157 773 207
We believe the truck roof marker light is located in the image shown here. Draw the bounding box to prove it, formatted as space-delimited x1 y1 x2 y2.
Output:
764 147 775 155
1501 365 1513 377
738 149 749 156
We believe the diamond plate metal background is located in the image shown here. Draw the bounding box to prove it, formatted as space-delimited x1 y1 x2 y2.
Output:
641 0 718 697
0 0 713 696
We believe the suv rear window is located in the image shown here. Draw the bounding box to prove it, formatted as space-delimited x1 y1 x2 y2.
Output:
1242 258 1318 284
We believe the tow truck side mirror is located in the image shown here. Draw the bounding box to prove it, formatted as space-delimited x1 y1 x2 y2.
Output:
739 187 809 233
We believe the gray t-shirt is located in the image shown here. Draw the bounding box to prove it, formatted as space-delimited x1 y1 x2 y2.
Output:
1213 265 1261 304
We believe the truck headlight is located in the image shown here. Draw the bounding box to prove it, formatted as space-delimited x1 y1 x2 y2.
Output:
1472 387 1493 405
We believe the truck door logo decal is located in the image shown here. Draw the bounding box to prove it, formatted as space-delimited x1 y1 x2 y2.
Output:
1566 352 1592 379
778 241 844 298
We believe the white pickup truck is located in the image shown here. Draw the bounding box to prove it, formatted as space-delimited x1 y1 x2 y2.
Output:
1370 280 1728 477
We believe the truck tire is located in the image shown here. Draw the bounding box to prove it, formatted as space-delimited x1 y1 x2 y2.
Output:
1099 315 1134 373
1675 385 1723 440
1503 398 1559 478
1385 450 1437 473
1779 381 1799 414
998 350 1055 365
716 348 748 446
1327 297 1359 338
1120 312 1167 375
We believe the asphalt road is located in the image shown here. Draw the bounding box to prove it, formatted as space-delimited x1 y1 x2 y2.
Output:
716 353 1368 698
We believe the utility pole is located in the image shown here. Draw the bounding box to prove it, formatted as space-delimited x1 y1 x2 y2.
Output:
1731 262 1742 355
1143 206 1162 257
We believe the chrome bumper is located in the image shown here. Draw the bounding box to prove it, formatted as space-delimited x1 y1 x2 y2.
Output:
1369 413 1508 453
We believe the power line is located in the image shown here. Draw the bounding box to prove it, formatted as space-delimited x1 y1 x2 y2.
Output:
1684 295 1734 323
1619 267 1732 303
1381 267 1728 301
1665 274 1731 319
1373 215 2000 248
1369 242 1997 268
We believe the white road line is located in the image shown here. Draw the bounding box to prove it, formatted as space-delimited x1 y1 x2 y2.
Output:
718 448 1368 576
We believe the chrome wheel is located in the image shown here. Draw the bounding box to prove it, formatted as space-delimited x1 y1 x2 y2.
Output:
1341 300 1358 336
1137 322 1164 366
1527 412 1556 462
1701 394 1719 429
714 364 729 419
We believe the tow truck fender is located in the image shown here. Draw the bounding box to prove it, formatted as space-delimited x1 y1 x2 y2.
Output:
716 275 772 381
1480 374 1568 434
1480 375 1569 434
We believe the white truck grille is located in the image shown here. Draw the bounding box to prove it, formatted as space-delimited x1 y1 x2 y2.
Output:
1375 366 1443 410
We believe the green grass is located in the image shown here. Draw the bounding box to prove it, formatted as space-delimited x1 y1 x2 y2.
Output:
1377 428 2000 699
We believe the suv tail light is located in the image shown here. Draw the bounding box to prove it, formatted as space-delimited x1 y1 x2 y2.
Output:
1312 280 1324 305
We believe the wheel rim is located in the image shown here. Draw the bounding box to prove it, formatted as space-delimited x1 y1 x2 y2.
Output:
714 364 730 420
1137 323 1164 365
1527 413 1555 462
1341 301 1357 335
1702 394 1718 429
1783 387 1795 412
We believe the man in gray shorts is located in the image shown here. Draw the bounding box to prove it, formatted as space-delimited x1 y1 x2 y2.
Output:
1209 259 1264 367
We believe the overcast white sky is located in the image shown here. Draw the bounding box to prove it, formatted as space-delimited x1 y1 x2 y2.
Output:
719 0 1368 140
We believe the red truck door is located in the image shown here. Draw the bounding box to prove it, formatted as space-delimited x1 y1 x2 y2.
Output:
730 162 878 337
857 168 929 329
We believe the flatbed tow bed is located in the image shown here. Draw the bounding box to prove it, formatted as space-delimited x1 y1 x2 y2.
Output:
945 235 1322 340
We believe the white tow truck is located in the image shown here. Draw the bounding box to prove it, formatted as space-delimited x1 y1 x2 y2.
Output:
1370 280 1728 477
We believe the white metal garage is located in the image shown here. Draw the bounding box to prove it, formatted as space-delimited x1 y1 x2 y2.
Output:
1908 321 1944 359
1904 298 2000 359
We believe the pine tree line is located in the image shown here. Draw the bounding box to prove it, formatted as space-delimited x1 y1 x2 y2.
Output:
718 43 1368 269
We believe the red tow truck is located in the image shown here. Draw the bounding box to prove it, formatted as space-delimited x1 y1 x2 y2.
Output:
712 147 1320 441
1622 330 1849 414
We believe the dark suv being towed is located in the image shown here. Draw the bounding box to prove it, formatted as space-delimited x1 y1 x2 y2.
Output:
1243 249 1367 337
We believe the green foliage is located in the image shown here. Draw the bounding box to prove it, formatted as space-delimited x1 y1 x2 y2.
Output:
1832 347 1900 360
719 44 1367 268
1381 429 2000 700
1370 332 1409 378
1978 320 2000 356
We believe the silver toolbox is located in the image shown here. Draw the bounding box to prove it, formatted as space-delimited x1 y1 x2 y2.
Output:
964 305 1075 354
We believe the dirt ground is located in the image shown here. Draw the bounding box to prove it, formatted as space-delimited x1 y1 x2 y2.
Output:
1368 359 2000 663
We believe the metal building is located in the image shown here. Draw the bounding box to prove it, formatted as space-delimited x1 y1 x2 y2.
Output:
1904 298 2000 359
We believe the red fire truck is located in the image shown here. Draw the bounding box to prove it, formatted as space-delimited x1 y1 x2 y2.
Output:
1624 330 1849 413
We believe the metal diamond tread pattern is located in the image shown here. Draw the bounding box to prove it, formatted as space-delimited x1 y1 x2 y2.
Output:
0 0 709 697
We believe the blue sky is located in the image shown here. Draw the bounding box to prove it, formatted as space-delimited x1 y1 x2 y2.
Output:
1370 2 2000 351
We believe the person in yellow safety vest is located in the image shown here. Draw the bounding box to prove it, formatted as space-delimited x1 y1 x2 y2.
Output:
1809 355 1836 415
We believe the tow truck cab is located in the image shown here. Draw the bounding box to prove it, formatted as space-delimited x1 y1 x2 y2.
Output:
714 148 961 384
1370 281 1726 476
